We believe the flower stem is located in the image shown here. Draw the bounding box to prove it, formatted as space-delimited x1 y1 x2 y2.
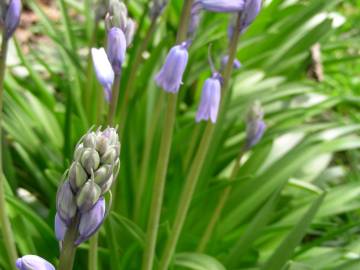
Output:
141 1 194 269
134 93 164 223
58 214 80 270
197 148 245 252
0 35 18 270
158 12 244 270
88 233 98 270
108 74 121 126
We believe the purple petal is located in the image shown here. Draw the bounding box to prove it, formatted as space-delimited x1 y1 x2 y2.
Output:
16 255 55 270
4 0 21 39
56 180 76 225
199 0 245 13
107 27 127 74
54 213 68 241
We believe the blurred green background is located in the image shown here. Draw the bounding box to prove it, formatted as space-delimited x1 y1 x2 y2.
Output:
1 0 360 269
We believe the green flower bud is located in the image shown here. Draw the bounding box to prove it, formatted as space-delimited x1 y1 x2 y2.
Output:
101 147 117 164
95 135 108 155
94 165 112 186
74 144 84 160
100 175 114 194
76 180 101 212
69 161 88 190
83 132 97 148
81 148 100 174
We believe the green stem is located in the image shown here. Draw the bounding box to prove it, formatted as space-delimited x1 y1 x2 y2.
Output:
58 214 80 270
88 233 98 270
183 125 200 171
119 18 158 136
0 35 18 270
141 1 194 269
134 93 164 223
108 74 121 126
158 12 244 270
197 148 245 252
141 94 177 270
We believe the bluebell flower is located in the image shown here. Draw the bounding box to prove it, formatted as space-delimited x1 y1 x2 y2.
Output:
155 42 189 93
199 0 245 13
56 180 77 225
91 47 115 102
242 0 262 29
107 27 127 74
54 213 67 241
76 197 105 245
16 255 55 270
196 73 222 123
4 0 21 40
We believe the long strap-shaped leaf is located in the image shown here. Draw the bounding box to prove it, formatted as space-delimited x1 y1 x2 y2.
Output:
261 193 326 270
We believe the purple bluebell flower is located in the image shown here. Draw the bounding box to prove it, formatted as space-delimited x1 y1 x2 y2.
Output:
155 42 189 93
54 213 67 241
107 27 127 74
242 0 262 29
245 101 266 149
4 0 21 40
76 197 106 245
199 0 245 13
221 55 242 70
56 180 77 225
16 255 55 270
196 73 222 123
188 2 202 35
91 47 115 102
125 19 136 46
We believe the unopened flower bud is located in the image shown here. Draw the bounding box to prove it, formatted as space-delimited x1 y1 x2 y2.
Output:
83 132 97 148
69 161 88 191
245 101 266 149
221 55 241 70
74 143 84 160
94 165 112 185
16 255 55 270
56 181 76 224
76 197 106 245
4 0 21 40
76 180 101 212
54 213 67 241
81 148 100 174
100 175 114 194
101 147 117 164
155 42 189 93
125 18 136 46
107 27 127 74
95 136 108 155
109 0 128 29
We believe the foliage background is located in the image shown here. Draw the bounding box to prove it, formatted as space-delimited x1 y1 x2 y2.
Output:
1 0 360 269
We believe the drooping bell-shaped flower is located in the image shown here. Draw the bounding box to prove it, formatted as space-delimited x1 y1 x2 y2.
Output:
199 0 245 13
242 0 262 29
107 27 127 74
76 197 106 245
91 48 115 102
155 42 189 93
245 101 266 149
3 0 21 40
16 255 55 270
196 73 222 123
54 213 67 241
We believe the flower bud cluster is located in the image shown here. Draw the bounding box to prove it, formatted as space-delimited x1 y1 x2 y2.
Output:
55 127 120 245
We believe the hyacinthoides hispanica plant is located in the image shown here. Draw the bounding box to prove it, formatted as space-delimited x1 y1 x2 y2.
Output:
0 0 21 269
156 1 263 269
56 127 120 270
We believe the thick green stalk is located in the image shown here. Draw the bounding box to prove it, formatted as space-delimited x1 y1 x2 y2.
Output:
197 149 245 252
108 74 121 126
88 233 98 270
141 1 194 269
134 93 164 223
58 214 80 270
0 35 18 270
158 12 244 270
